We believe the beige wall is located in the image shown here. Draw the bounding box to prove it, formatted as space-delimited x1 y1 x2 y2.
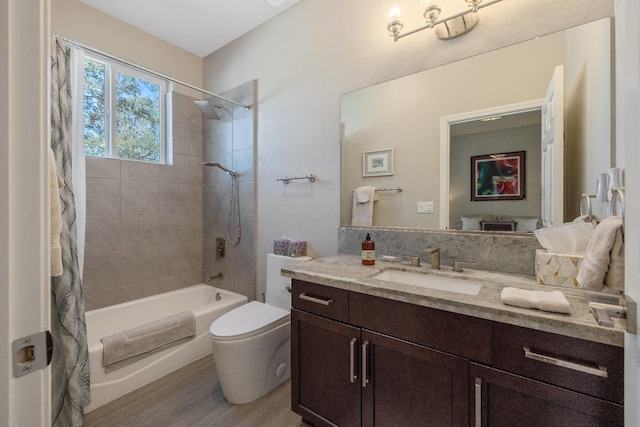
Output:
202 0 614 298
51 0 203 97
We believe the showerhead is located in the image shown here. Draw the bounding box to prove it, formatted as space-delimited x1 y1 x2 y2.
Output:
194 99 222 120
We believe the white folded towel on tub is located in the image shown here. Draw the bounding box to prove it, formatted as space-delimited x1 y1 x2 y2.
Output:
101 311 196 373
500 287 571 314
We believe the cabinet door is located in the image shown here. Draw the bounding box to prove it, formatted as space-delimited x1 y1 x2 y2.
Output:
362 330 469 427
470 363 624 427
291 309 362 427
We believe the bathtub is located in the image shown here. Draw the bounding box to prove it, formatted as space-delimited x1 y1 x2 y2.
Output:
84 284 248 412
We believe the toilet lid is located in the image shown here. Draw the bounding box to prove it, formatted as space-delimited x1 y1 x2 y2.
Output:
210 301 290 341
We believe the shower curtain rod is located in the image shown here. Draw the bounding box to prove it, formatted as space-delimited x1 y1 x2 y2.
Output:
51 32 252 110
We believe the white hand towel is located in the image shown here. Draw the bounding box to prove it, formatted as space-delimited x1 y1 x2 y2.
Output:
351 186 377 226
500 287 571 314
604 226 624 293
49 148 64 277
577 216 624 292
355 186 370 203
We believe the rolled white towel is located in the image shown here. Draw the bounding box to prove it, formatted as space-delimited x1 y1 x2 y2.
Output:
500 287 571 314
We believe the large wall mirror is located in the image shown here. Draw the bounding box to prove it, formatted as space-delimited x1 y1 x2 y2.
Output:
341 18 612 233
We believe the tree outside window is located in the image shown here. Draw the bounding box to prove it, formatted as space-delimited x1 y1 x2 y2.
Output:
83 55 166 163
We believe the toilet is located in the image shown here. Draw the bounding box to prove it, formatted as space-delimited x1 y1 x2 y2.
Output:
209 253 311 404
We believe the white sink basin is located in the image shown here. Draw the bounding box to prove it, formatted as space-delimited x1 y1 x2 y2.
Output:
372 269 482 295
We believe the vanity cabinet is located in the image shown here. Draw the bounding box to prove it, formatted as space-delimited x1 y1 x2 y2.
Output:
290 279 624 427
291 308 469 427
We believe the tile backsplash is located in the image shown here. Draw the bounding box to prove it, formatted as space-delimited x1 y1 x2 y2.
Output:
338 226 541 276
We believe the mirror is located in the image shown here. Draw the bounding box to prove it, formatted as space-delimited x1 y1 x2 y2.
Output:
341 18 612 231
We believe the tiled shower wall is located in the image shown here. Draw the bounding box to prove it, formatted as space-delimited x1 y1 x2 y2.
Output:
203 81 256 301
82 92 204 310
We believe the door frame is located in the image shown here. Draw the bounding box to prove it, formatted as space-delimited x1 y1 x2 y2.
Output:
0 0 51 425
439 99 543 229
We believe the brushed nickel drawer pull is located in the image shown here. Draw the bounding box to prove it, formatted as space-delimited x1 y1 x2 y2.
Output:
299 293 334 306
361 340 370 388
349 338 358 383
475 378 482 427
523 347 608 378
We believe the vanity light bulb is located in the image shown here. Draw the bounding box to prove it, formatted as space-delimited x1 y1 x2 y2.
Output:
387 6 404 37
388 6 402 21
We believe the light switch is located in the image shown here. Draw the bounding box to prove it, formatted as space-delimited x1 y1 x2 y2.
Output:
417 202 434 214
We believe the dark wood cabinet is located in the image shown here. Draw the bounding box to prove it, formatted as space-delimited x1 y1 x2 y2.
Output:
290 279 624 427
470 363 624 427
361 330 468 427
291 309 361 427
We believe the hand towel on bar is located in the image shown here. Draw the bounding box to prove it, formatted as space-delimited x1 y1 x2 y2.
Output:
351 186 378 226
49 148 64 277
101 311 196 373
577 216 624 292
500 287 571 314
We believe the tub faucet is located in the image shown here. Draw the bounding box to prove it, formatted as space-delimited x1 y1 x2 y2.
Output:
424 247 440 270
207 272 223 282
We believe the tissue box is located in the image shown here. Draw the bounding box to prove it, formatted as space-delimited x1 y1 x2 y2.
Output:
273 239 290 256
535 249 585 288
273 239 307 257
287 240 307 257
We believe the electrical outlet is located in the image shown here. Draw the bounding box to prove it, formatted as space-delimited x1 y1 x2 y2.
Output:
417 202 434 214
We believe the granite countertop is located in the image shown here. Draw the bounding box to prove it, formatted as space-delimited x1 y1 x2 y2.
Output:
282 255 625 347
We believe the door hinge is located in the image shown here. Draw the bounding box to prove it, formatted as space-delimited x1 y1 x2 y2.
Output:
12 330 53 377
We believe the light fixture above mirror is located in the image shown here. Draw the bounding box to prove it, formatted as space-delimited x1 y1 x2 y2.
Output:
387 0 503 41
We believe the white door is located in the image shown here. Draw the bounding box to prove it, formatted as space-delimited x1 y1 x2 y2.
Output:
0 0 51 425
540 65 564 227
617 0 640 425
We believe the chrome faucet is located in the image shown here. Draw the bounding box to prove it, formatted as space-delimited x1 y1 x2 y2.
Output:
424 247 440 270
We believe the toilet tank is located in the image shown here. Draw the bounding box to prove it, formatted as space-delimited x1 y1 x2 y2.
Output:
265 253 312 310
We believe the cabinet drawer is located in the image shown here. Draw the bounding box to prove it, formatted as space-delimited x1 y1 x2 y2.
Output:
492 323 624 404
350 292 492 363
292 280 349 323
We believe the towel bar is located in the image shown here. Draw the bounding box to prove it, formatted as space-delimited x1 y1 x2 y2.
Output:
277 174 316 184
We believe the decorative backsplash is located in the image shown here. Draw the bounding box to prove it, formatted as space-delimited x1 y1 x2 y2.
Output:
338 226 542 276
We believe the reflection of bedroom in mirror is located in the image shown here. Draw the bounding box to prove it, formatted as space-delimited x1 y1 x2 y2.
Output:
340 17 612 232
448 110 540 232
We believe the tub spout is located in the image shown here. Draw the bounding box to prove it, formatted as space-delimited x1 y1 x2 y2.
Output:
207 272 223 282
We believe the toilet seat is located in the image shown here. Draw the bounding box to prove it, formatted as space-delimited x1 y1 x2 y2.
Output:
210 301 290 341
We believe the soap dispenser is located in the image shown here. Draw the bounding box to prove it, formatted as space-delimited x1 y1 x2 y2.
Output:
362 233 375 266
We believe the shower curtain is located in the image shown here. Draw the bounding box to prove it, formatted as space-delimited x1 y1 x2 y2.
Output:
50 37 90 427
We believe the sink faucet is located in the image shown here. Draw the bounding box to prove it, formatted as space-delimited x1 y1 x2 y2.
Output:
424 247 440 270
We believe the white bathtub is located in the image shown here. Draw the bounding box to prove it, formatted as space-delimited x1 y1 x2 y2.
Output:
84 284 248 412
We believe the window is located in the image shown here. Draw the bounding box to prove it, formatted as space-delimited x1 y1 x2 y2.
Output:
81 54 168 163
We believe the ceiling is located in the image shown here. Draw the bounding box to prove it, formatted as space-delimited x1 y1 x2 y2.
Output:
80 0 302 57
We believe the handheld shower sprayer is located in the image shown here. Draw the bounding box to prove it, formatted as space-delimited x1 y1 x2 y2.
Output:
203 161 241 245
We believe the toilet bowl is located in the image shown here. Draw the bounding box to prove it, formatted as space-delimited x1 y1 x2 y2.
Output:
209 253 311 404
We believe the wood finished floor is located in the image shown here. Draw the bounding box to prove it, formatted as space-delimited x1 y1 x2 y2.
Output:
83 355 307 427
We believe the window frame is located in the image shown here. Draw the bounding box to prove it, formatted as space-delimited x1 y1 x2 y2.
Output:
81 52 169 164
